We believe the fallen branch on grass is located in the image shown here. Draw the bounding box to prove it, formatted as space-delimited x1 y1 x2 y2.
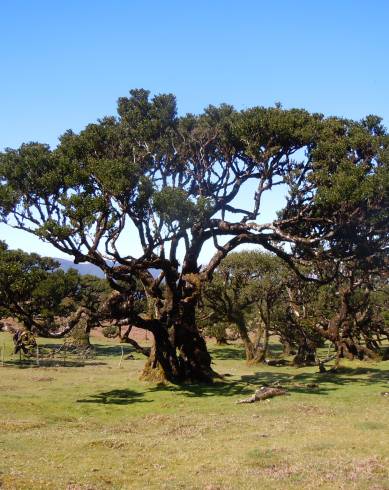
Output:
237 386 289 404
264 359 288 366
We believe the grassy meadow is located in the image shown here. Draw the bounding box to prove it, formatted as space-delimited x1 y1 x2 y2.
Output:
0 332 388 490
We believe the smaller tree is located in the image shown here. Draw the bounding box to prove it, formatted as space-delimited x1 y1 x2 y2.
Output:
202 251 288 363
277 257 389 367
0 241 110 339
312 269 389 365
199 320 232 345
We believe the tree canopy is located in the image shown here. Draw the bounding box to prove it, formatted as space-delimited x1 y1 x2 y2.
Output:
0 241 109 336
1 89 388 381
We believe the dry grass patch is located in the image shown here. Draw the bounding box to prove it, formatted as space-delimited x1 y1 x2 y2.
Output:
0 334 388 489
0 420 47 432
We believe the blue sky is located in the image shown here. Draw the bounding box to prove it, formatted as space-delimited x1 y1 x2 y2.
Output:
1 0 389 260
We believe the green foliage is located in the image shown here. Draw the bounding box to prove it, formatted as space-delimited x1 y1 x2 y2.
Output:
0 241 110 331
203 250 288 328
0 89 388 379
77 274 112 313
1 88 387 274
102 324 120 338
153 187 195 226
0 241 64 323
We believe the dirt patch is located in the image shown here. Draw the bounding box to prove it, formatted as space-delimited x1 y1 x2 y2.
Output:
91 326 151 343
161 422 205 439
293 403 335 416
31 376 55 382
66 484 97 490
88 438 129 450
143 414 172 425
0 420 46 432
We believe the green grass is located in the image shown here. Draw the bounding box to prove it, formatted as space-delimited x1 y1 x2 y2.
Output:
0 333 388 489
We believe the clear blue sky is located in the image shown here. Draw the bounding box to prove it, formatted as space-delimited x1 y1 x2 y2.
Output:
1 0 389 259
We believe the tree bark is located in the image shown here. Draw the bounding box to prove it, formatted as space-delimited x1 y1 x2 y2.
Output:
140 321 214 383
104 271 215 383
293 340 316 366
66 320 91 348
141 326 182 382
119 325 132 343
252 317 269 364
216 337 229 345
62 308 95 349
281 339 295 356
235 317 268 364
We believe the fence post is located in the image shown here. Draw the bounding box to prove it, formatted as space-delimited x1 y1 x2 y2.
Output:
118 345 124 368
36 345 40 367
1 342 4 367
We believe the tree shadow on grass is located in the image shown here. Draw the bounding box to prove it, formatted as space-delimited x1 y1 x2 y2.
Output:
38 342 135 359
323 365 389 385
210 346 245 360
147 379 253 399
146 374 328 398
266 343 286 356
209 342 291 361
239 371 332 395
241 365 389 395
71 363 389 406
77 389 151 405
92 343 136 358
147 364 389 399
3 359 107 368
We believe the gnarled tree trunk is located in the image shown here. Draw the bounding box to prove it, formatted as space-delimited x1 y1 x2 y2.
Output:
293 340 316 366
141 320 214 383
139 283 215 383
235 316 269 364
103 270 215 383
281 339 295 356
65 313 92 348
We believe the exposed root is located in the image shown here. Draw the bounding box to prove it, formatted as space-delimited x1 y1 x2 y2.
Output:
140 361 169 384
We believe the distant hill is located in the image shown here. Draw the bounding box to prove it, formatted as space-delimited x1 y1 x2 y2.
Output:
56 258 159 279
55 258 105 278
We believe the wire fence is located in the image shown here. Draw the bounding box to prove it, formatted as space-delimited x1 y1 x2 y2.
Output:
0 338 133 368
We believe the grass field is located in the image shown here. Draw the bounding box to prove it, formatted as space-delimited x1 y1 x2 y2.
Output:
0 332 388 490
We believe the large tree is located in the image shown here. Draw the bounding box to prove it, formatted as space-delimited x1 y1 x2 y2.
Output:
0 89 388 382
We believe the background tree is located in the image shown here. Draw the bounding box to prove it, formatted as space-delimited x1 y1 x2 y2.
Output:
61 274 112 348
198 319 232 345
0 241 77 332
1 90 388 382
202 251 287 363
275 260 389 367
277 273 327 366
312 266 389 365
0 241 110 340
